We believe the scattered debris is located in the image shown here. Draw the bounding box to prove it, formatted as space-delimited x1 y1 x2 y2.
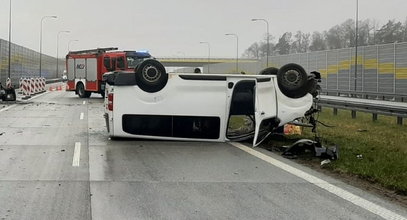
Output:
320 159 331 166
356 154 363 159
282 139 339 160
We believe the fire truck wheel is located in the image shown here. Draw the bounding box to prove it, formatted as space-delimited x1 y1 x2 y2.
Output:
259 67 279 75
76 83 91 98
277 63 309 98
135 59 168 93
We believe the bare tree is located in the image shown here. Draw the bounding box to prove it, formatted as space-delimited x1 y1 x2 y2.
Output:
309 31 326 51
275 32 292 55
291 31 310 53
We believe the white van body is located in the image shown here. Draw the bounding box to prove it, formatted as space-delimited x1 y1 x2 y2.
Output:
103 70 314 146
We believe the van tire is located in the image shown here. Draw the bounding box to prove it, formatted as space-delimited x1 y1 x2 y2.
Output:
260 67 279 75
277 63 309 98
135 59 168 93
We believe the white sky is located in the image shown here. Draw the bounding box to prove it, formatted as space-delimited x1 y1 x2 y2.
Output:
0 0 406 58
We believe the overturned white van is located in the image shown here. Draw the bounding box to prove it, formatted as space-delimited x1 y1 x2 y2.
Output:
103 59 320 146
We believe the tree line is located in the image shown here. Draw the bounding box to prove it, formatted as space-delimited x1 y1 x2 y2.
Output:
243 18 407 58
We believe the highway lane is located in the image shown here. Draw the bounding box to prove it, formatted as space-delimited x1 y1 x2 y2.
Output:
0 91 91 220
0 91 406 219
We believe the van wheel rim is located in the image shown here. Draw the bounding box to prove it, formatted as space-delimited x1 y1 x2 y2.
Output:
283 70 302 86
142 65 161 83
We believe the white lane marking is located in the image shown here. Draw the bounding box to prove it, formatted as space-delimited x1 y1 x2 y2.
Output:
80 112 84 120
72 142 81 167
26 91 50 101
83 101 86 105
230 142 407 220
0 104 17 113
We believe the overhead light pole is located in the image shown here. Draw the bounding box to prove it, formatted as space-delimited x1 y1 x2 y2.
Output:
199 41 210 73
252 18 269 67
7 0 12 80
354 0 359 92
39 15 57 77
56 30 70 78
225 33 239 72
68 39 79 52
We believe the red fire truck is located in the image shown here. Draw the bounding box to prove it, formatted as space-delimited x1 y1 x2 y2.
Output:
65 47 152 98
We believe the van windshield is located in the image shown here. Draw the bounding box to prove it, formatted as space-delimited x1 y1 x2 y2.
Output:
126 56 146 69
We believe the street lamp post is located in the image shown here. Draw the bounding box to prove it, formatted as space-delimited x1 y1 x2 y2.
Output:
39 15 57 77
56 31 70 78
354 0 359 92
225 33 239 72
199 42 210 73
68 40 79 52
252 18 269 67
7 0 12 80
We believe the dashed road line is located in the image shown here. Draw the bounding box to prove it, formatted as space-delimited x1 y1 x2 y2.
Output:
72 142 81 167
83 101 86 105
80 112 84 120
230 142 407 220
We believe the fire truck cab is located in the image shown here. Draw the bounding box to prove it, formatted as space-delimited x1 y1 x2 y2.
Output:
66 47 152 98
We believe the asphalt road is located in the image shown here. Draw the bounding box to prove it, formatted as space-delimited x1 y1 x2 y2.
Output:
0 90 406 220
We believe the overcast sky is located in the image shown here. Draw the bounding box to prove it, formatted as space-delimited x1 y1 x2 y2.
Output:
0 0 406 58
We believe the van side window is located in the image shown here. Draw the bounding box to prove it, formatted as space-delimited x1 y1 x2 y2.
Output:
122 115 220 139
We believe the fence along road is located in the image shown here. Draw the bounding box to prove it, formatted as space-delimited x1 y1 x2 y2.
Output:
2 36 407 98
206 42 407 99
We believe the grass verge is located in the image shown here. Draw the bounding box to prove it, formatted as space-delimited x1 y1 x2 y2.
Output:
271 108 407 195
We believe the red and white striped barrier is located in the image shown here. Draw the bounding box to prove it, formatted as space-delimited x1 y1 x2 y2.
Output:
22 78 31 99
19 78 23 89
35 78 40 94
41 78 46 92
30 78 35 95
6 78 12 89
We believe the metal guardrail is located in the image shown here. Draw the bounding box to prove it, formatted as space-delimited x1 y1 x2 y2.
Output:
317 95 407 125
321 89 407 102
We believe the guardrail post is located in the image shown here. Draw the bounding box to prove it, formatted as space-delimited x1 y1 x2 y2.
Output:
397 117 403 125
372 113 378 121
333 108 338 115
351 110 357 119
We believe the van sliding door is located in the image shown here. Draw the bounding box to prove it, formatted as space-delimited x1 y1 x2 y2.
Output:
253 78 277 146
